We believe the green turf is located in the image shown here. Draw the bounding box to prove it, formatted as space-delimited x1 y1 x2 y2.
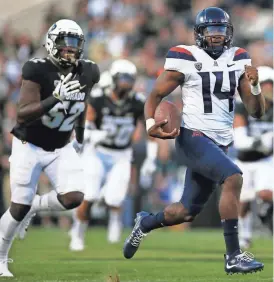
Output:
7 227 273 282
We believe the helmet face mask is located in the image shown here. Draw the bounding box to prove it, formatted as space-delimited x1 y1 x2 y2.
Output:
109 59 137 100
113 73 136 99
46 20 85 68
194 7 233 56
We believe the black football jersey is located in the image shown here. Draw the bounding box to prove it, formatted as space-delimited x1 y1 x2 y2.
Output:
235 102 273 161
11 58 100 151
89 88 145 150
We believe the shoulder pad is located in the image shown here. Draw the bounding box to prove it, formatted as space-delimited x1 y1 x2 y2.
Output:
22 58 47 84
233 48 250 61
164 45 197 74
80 59 100 84
80 59 97 65
166 45 196 62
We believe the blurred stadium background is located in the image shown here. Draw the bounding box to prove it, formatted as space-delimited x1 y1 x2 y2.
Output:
0 0 272 281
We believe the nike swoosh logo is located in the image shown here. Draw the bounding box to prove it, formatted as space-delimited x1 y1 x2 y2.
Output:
227 63 235 67
226 263 237 269
80 84 86 90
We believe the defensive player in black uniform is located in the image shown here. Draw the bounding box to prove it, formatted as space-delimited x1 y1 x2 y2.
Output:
234 66 273 249
0 19 99 277
69 60 158 250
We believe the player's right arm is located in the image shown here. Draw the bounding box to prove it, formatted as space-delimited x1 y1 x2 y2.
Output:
17 60 61 124
144 70 184 139
84 95 108 145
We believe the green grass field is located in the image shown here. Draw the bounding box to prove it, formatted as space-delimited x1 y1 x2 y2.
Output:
8 227 273 282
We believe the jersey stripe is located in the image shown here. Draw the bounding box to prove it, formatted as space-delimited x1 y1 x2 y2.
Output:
166 47 196 61
233 48 250 61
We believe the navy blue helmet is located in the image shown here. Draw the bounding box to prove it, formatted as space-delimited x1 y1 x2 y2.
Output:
194 7 233 55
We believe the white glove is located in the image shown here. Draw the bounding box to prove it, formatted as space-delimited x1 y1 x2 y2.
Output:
72 139 83 154
140 158 157 178
140 158 157 189
90 130 109 146
257 131 273 154
53 73 80 101
84 128 109 147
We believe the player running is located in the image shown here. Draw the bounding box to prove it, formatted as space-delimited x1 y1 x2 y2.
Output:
234 66 273 249
69 59 158 250
0 19 99 277
123 7 265 275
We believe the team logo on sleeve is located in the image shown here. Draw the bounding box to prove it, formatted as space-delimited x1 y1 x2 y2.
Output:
194 62 202 71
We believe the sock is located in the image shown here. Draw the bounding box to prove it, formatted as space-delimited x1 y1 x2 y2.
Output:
239 212 252 241
32 190 66 212
0 209 20 260
109 210 120 224
71 209 88 239
141 212 166 233
222 219 240 255
108 210 122 242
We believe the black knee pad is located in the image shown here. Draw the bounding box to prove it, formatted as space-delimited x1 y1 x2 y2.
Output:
10 203 31 221
58 191 84 210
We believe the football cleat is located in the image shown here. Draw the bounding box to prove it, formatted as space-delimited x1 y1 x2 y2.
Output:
123 211 149 259
69 235 84 252
224 251 264 274
0 258 13 277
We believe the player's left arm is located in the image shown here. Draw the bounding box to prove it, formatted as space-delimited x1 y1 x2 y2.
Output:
238 65 265 118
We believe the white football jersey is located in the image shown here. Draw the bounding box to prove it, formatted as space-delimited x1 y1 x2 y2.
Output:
164 45 251 146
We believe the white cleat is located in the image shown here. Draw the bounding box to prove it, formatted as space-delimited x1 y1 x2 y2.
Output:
0 259 13 277
107 221 122 244
17 211 36 240
69 236 85 251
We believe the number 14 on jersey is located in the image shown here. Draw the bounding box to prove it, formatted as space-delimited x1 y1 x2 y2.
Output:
198 70 236 113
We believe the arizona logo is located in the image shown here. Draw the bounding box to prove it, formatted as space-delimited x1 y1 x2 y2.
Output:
194 62 202 71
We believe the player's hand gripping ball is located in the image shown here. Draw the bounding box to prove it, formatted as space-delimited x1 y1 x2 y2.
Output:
148 100 181 139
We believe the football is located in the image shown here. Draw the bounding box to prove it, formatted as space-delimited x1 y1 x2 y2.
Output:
154 100 181 133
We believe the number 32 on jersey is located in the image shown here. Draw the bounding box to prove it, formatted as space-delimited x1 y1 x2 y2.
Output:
42 101 85 131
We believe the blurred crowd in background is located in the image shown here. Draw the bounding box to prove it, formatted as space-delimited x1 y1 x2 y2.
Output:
0 0 272 228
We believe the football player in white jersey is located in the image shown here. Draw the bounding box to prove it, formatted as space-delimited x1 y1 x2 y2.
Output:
234 66 273 249
69 59 158 251
123 7 265 275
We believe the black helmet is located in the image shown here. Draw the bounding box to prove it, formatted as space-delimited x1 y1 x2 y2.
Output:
194 7 233 56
